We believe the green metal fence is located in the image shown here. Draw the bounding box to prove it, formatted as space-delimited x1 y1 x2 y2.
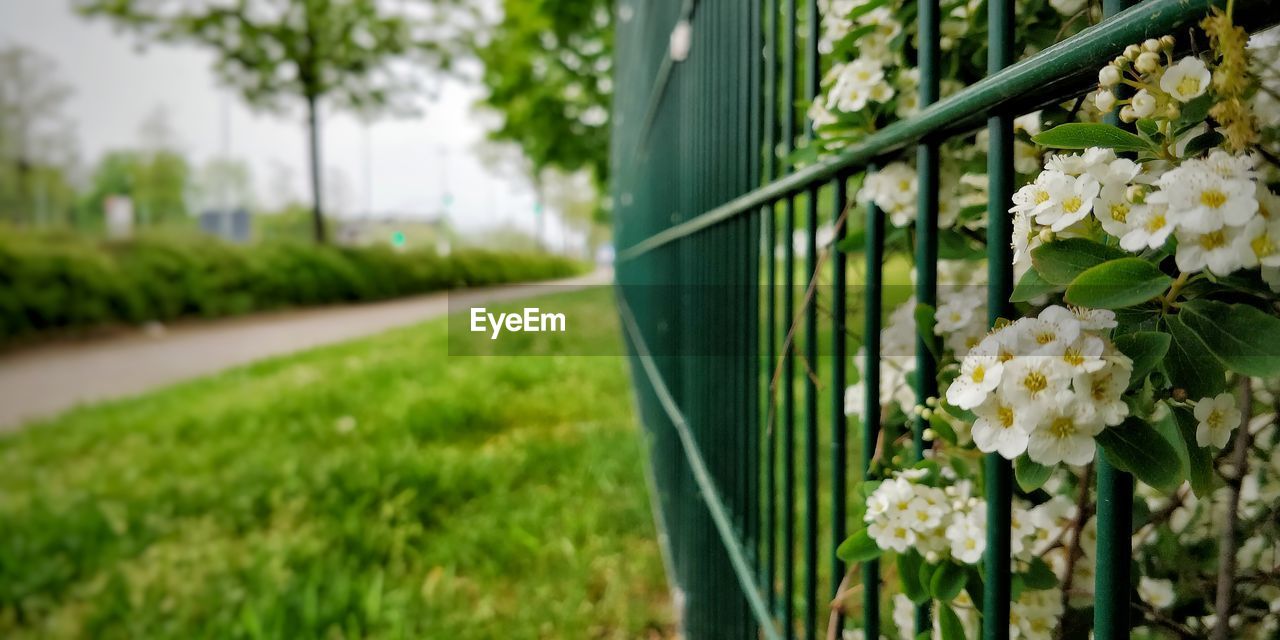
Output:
611 0 1277 638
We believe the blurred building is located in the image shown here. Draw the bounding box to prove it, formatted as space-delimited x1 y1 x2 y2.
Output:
335 215 454 251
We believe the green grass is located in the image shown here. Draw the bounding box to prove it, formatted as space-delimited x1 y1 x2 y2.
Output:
0 288 673 639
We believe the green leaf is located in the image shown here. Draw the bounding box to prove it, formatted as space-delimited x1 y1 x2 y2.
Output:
1135 118 1159 138
1172 406 1215 497
1021 557 1059 590
1181 130 1225 157
1095 417 1182 493
1163 315 1226 398
1032 123 1152 152
1014 455 1054 492
1152 407 1190 484
1031 238 1125 286
930 562 968 601
898 551 928 604
1065 258 1173 309
915 303 941 361
1112 331 1171 388
844 0 892 21
1179 299 1280 377
1010 267 1058 302
836 529 882 563
938 602 967 640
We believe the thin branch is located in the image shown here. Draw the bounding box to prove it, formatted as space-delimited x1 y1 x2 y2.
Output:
1211 378 1254 640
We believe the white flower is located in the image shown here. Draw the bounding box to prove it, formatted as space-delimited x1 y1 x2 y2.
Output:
1048 0 1086 15
1072 363 1131 426
1095 90 1117 112
946 517 986 563
1238 215 1280 268
1195 392 1242 448
1034 171 1101 232
999 355 1072 410
1014 112 1043 136
1094 182 1136 238
1015 140 1041 174
1057 334 1107 375
1131 89 1157 118
1016 307 1083 356
1011 211 1041 276
1138 577 1176 609
867 518 916 552
1159 159 1258 232
1174 223 1250 274
1069 306 1117 331
1099 65 1121 87
947 350 1003 409
1027 394 1104 465
1119 194 1174 251
1135 51 1161 74
972 396 1032 459
1086 155 1141 187
1203 149 1257 181
1159 56 1212 102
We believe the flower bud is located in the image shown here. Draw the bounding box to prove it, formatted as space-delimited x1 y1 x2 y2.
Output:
1113 55 1129 68
1037 228 1054 243
1160 35 1176 51
1124 44 1141 60
1119 105 1137 122
1131 89 1156 118
1094 89 1116 112
921 408 934 420
925 551 940 563
1098 65 1121 87
1126 184 1147 204
1164 103 1180 119
1135 51 1160 73
925 396 939 408
1142 38 1161 52
1172 387 1189 401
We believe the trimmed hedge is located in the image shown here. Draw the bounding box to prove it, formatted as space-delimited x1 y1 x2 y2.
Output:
0 232 586 342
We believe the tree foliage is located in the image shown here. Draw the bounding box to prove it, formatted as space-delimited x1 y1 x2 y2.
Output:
76 0 480 242
472 0 613 203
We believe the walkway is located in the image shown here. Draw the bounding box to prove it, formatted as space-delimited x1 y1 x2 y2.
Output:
0 268 612 431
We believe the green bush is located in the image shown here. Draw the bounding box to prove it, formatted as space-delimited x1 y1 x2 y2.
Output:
0 232 585 342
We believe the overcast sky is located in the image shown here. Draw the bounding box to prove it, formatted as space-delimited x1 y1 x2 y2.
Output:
0 1 569 238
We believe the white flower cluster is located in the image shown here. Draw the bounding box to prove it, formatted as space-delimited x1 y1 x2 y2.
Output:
1011 145 1280 277
1010 40 1280 278
945 305 1131 465
872 477 1075 640
846 262 988 420
858 162 918 227
864 470 986 563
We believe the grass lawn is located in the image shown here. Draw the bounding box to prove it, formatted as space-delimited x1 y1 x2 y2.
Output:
0 288 673 639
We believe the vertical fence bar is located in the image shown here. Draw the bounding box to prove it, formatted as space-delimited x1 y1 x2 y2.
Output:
763 0 779 608
862 185 884 640
781 0 798 633
1094 2 1135 639
982 0 1015 635
914 0 940 632
802 0 821 636
830 174 848 613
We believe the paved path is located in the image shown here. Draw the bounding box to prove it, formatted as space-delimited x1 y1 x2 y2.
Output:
0 269 612 431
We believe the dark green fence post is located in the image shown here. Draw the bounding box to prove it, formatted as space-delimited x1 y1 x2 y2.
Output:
983 0 1015 636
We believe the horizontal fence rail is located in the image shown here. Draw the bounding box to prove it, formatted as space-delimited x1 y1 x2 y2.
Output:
611 0 1280 638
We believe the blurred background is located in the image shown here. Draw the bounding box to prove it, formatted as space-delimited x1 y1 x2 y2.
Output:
0 1 673 638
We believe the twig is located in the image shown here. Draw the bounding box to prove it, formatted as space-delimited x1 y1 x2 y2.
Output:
765 200 855 433
1133 601 1199 640
1210 378 1254 640
1056 462 1094 638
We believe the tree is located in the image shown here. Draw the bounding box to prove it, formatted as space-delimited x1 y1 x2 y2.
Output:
0 44 78 225
471 0 613 220
77 0 479 243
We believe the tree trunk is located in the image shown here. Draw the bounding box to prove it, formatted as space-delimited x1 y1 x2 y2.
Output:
305 93 328 244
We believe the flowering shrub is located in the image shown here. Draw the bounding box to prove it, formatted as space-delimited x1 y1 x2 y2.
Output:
831 3 1280 639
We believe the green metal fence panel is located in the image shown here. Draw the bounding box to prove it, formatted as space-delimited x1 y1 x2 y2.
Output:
611 0 1280 638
